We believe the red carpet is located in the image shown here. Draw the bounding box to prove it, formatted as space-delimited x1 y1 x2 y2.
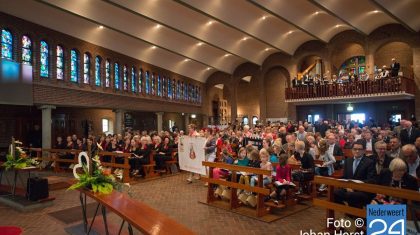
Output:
0 226 22 235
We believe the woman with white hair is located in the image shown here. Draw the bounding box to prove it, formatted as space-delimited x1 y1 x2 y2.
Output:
373 158 418 204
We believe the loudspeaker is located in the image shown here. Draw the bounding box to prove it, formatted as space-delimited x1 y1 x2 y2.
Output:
26 177 49 201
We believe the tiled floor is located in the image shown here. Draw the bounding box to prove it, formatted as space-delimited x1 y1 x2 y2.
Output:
0 173 326 235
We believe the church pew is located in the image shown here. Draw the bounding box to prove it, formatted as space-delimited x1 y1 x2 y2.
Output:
97 151 131 183
312 176 420 232
142 150 157 179
201 161 272 218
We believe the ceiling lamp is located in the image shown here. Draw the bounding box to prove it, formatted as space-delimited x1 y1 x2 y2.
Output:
347 104 354 112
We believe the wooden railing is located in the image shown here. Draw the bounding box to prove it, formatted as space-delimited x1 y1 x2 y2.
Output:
312 176 420 231
286 77 416 100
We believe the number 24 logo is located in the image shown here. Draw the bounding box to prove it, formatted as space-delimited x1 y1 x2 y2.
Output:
369 219 404 235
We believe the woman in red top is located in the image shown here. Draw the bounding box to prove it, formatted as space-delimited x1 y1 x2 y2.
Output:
272 153 293 204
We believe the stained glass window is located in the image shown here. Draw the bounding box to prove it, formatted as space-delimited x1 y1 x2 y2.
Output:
151 73 155 95
114 63 120 90
131 67 136 92
173 80 177 100
105 59 110 87
181 82 184 101
172 79 176 100
1 29 12 60
184 82 188 101
162 76 166 97
145 71 150 95
21 35 31 64
157 75 162 97
339 56 366 77
40 41 49 77
56 45 64 80
167 77 172 99
95 56 101 86
200 86 202 103
83 53 90 84
123 65 128 91
177 81 181 100
70 50 79 82
139 69 143 94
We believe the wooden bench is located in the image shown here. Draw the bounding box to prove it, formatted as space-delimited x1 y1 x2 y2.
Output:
165 149 179 174
42 148 81 172
97 151 131 183
41 149 132 183
142 150 157 179
77 187 195 235
312 176 420 231
201 161 275 219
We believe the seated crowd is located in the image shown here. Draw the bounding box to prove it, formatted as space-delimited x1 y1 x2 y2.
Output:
50 117 419 206
199 118 419 206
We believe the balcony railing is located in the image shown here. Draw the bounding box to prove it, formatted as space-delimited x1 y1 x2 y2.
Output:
285 77 416 101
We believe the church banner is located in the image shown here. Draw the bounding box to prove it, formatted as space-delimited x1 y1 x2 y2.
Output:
178 136 206 175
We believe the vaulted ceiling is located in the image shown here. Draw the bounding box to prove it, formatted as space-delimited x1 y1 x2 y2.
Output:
1 0 419 83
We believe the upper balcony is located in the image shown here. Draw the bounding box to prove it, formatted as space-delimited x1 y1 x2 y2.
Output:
285 77 416 105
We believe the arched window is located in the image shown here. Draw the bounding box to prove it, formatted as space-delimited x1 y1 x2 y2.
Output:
131 67 136 92
145 71 150 95
70 49 79 82
339 56 366 77
139 69 143 94
95 56 101 86
40 40 49 77
184 83 189 101
56 45 64 80
21 35 32 64
162 76 166 97
199 86 201 102
167 77 172 99
173 80 178 100
123 65 128 91
105 59 110 87
177 81 181 100
172 79 176 100
83 53 90 84
181 82 184 100
151 73 155 95
114 63 120 90
252 116 258 125
243 116 249 125
1 29 12 60
157 75 161 97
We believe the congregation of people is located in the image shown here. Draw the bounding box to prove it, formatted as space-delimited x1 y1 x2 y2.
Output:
47 115 420 207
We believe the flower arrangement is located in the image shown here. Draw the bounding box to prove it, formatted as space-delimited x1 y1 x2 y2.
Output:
68 144 120 194
2 138 40 170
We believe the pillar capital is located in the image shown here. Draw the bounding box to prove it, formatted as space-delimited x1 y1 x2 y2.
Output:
38 105 56 110
155 112 164 116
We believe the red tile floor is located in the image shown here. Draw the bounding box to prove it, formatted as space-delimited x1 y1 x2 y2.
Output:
0 173 326 234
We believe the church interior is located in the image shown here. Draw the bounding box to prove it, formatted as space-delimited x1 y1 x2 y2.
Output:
0 0 420 234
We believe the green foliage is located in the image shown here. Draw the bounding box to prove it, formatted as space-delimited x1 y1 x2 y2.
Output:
67 155 117 194
2 154 30 170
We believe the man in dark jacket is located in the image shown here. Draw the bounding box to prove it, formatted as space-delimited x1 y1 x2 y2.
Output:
400 120 420 146
334 139 375 208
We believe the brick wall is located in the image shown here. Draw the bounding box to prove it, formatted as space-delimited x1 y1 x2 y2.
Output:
0 12 203 115
237 79 260 119
265 68 288 118
331 43 365 72
374 42 413 76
